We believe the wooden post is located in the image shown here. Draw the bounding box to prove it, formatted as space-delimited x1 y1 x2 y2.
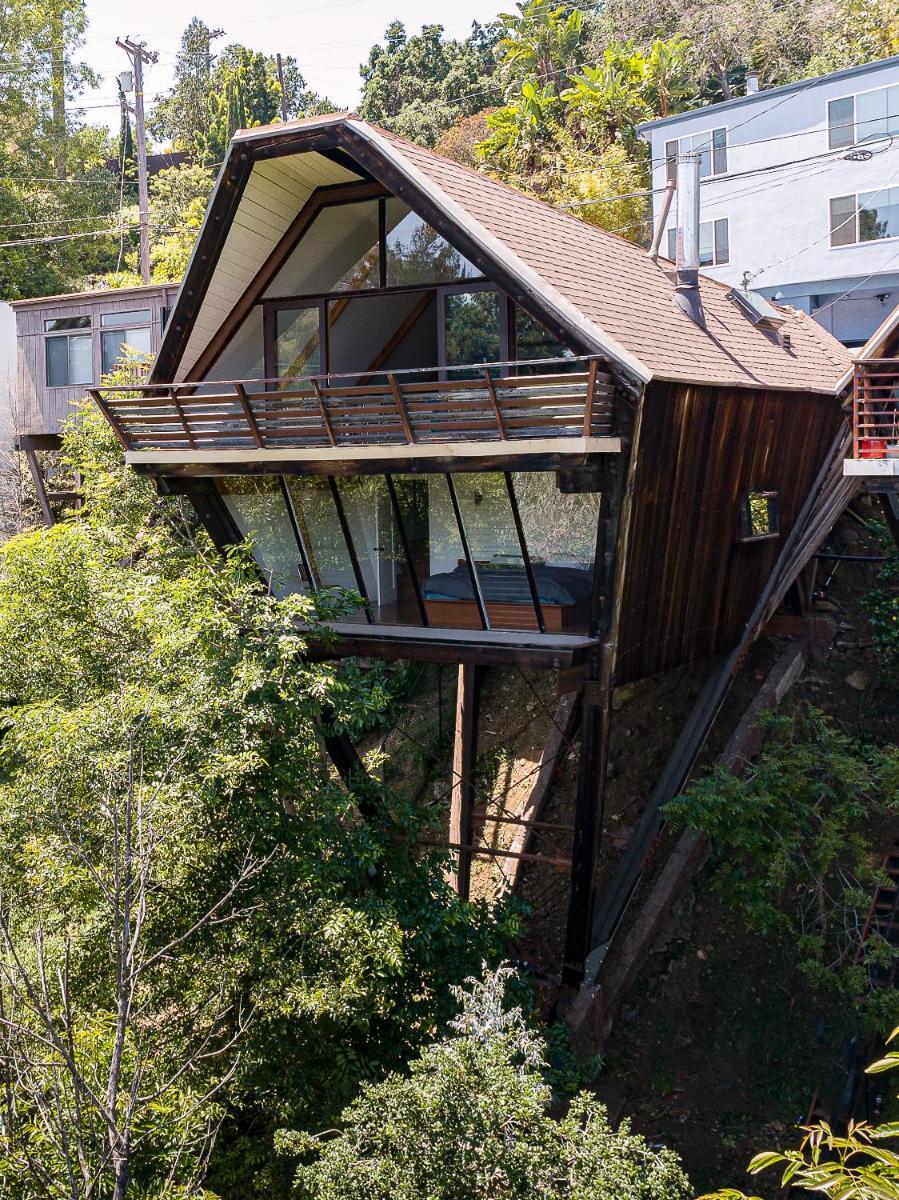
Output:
449 663 480 898
583 359 598 436
234 383 264 447
23 449 55 528
388 373 415 444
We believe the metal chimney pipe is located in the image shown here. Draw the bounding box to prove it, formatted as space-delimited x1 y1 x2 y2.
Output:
746 70 760 94
673 151 706 328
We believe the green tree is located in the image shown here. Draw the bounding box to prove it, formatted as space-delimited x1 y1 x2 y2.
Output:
359 21 501 148
0 0 123 298
0 393 515 1197
665 706 899 1029
146 162 216 282
285 966 692 1199
150 22 334 164
806 0 899 77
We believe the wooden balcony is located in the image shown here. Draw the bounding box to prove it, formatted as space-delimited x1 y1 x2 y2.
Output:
846 360 899 480
89 358 622 476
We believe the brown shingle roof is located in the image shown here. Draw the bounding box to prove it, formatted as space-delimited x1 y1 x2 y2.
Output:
366 123 851 395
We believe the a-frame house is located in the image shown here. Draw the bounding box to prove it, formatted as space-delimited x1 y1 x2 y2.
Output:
90 113 853 984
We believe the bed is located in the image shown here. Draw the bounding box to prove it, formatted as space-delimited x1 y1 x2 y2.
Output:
422 561 593 631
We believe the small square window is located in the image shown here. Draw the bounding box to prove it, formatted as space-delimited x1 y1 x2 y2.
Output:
739 491 780 541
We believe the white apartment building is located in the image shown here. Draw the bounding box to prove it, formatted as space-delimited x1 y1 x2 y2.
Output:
638 54 899 346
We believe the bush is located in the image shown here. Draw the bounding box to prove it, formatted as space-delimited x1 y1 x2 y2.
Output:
284 966 692 1200
665 707 899 1028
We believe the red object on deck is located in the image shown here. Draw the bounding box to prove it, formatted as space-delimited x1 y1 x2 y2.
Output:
859 438 888 458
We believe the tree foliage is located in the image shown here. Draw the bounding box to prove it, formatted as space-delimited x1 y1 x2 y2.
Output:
149 19 335 164
0 0 123 298
0 390 515 1197
285 966 692 1199
665 706 899 1029
359 21 501 148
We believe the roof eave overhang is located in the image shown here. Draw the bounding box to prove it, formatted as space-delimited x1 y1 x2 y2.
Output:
150 117 653 389
836 302 899 392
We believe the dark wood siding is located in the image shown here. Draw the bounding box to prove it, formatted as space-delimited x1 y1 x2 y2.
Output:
615 381 842 684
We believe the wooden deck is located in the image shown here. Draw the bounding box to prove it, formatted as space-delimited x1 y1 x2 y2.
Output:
88 360 616 456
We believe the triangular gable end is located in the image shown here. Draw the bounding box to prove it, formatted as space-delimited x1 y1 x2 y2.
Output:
152 116 652 389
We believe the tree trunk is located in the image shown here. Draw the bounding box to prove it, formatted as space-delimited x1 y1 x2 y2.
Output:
112 1154 129 1200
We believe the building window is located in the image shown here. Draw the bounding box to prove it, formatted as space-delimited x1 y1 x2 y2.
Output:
665 127 727 181
667 218 730 265
828 83 899 149
44 315 92 387
829 188 899 246
739 491 779 541
100 308 152 374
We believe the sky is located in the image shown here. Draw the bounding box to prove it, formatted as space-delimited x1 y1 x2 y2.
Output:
76 0 501 136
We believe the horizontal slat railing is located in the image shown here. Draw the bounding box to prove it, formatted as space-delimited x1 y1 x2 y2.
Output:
852 360 899 459
88 357 616 454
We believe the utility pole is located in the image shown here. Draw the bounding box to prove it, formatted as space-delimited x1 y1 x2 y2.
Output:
50 10 66 178
275 53 289 121
117 37 157 284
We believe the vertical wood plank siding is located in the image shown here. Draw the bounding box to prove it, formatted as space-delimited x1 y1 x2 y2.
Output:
615 382 842 683
12 285 179 436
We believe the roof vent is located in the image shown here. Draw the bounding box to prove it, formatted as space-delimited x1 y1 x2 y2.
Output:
746 70 760 94
726 287 788 330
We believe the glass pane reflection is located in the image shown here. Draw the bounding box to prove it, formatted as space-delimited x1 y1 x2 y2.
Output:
218 477 306 598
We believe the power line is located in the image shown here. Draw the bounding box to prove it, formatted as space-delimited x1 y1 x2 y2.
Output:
0 223 143 249
558 137 897 209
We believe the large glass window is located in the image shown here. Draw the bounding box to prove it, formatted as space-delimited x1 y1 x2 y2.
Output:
265 196 482 300
328 290 438 379
216 471 600 633
45 330 92 387
218 477 306 598
828 85 899 149
275 305 322 378
266 200 381 298
514 308 576 372
202 307 265 384
830 189 899 246
443 290 501 375
384 199 480 286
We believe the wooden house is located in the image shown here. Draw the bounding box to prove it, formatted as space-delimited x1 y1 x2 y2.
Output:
89 114 853 982
11 282 179 437
10 282 179 523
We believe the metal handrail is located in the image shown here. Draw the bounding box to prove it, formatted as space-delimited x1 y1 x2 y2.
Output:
90 354 607 396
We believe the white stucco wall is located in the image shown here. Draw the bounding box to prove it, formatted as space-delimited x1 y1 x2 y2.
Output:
640 56 899 341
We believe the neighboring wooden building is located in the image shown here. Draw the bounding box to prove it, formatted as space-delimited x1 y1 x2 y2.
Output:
10 282 179 437
89 114 853 982
843 302 899 496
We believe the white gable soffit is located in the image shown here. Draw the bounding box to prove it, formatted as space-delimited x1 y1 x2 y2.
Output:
836 302 899 393
175 150 362 382
348 120 653 387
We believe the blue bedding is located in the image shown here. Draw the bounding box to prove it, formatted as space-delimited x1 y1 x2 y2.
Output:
423 563 592 606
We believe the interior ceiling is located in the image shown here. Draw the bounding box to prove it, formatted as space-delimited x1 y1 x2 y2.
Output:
176 151 363 382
